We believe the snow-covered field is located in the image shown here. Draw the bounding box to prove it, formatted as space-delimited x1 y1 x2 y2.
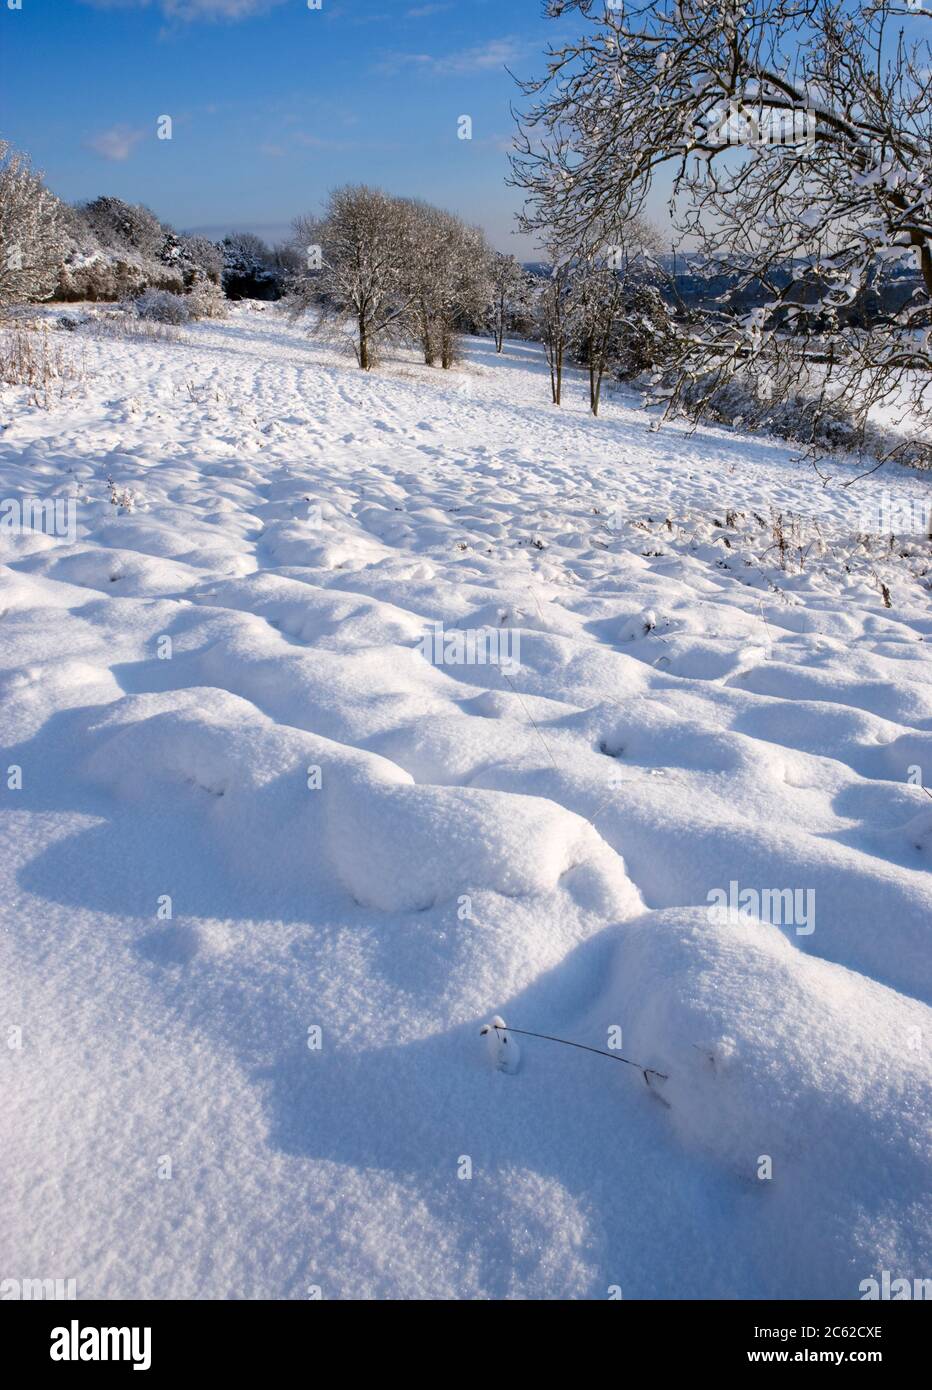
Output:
1 304 930 1300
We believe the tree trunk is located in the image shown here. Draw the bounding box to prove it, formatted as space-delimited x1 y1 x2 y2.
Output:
421 301 435 365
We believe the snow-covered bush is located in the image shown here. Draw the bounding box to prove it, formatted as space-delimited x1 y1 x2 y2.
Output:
54 213 130 303
57 252 154 303
612 282 681 381
0 140 67 313
79 309 182 344
186 276 227 320
164 232 223 289
81 196 165 260
134 289 190 325
221 233 281 301
57 197 188 303
674 369 932 470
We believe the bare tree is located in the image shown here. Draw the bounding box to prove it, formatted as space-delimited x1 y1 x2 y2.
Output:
570 220 662 414
487 251 534 353
573 257 625 416
292 186 414 369
401 200 446 366
535 255 579 404
402 202 492 368
434 216 491 369
0 140 66 312
512 1 932 453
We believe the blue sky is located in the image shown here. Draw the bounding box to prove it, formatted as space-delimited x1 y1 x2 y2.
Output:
0 0 611 257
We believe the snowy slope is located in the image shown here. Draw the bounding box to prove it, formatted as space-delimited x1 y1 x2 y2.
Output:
1 305 930 1300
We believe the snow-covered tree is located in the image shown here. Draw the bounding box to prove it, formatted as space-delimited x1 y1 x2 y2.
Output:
402 202 492 368
292 187 416 369
0 140 67 311
611 278 682 382
535 256 579 404
81 196 165 259
173 234 223 286
221 233 281 300
270 240 305 284
486 252 535 353
512 1 932 452
569 219 662 413
401 200 447 366
572 257 627 415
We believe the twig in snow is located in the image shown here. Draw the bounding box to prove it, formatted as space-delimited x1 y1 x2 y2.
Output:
488 1022 668 1091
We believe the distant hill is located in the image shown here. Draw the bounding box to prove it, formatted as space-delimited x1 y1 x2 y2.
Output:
523 256 922 326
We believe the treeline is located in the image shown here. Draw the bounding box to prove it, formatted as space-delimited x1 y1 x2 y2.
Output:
56 201 303 317
0 140 540 347
0 138 297 317
1 138 677 414
286 184 676 413
289 185 536 370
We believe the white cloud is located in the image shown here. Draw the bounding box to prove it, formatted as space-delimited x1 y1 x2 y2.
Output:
376 37 527 77
439 39 525 73
86 125 147 161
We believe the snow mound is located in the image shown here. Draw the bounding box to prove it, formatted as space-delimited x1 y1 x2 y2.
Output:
78 688 642 924
326 773 642 914
584 907 932 1285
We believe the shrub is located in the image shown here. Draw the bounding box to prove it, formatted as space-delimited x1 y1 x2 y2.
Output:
80 310 182 345
163 232 223 290
134 289 190 325
186 276 227 320
221 233 282 300
81 196 165 258
613 283 681 380
676 370 932 469
56 199 193 303
0 322 81 405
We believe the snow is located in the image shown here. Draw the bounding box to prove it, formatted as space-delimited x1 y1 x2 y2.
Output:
0 304 930 1299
